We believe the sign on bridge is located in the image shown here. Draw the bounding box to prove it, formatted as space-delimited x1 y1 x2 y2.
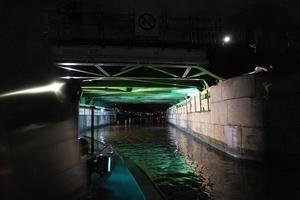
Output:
135 12 159 36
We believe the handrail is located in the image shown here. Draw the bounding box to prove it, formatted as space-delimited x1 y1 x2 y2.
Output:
81 135 107 154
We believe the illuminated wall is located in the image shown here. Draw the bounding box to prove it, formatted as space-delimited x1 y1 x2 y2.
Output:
167 74 267 160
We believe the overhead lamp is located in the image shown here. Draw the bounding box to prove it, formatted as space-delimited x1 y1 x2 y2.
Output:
223 35 231 44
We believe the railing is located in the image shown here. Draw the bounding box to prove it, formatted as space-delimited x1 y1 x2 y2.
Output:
79 104 116 132
81 135 106 155
167 89 210 115
79 104 116 154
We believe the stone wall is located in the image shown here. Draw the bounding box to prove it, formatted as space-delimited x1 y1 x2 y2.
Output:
167 74 267 160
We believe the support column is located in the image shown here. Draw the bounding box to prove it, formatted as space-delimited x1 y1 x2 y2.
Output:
206 90 210 111
199 92 202 112
91 106 95 155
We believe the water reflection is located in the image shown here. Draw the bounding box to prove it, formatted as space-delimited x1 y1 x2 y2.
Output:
81 125 292 200
170 126 266 200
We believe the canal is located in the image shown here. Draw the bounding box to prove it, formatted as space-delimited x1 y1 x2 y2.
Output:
82 124 299 200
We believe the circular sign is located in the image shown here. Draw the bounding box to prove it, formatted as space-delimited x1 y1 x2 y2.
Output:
138 13 156 31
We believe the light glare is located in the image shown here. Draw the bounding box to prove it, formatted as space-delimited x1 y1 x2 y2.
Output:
108 157 111 172
0 82 64 98
59 63 77 66
223 35 231 43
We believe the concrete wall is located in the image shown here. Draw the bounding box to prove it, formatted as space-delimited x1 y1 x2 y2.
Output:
167 74 268 160
79 105 116 133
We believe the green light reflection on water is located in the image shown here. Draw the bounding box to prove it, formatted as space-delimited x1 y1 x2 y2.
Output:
97 126 213 200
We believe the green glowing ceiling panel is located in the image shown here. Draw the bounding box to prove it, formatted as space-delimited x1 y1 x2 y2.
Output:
81 87 199 105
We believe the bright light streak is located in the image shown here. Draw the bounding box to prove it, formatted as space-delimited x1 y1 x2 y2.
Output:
108 157 111 172
0 82 64 98
58 63 77 66
223 35 231 43
60 76 98 79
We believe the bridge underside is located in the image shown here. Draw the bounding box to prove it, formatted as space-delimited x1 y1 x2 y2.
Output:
54 46 223 106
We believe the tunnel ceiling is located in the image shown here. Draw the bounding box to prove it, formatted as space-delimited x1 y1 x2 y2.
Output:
57 62 223 106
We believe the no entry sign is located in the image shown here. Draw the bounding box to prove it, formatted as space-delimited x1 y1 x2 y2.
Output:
135 12 159 36
138 13 156 31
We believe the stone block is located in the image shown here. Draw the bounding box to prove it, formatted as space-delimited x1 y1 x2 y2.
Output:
201 123 213 138
192 120 198 131
242 127 265 152
210 84 222 103
222 74 255 100
251 98 267 126
211 101 228 125
198 112 211 123
227 98 265 127
191 112 200 122
188 118 193 129
224 125 242 149
180 120 186 129
196 122 202 134
214 124 225 142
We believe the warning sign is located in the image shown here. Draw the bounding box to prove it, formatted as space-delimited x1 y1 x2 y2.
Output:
135 12 159 36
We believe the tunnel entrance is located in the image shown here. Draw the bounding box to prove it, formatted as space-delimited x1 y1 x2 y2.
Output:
65 58 226 199
56 58 223 127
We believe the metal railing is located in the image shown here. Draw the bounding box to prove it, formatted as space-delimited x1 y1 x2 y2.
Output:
167 89 211 115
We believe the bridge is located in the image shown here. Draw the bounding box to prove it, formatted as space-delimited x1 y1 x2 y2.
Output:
1 0 300 199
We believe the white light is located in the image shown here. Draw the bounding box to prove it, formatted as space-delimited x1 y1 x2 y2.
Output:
0 82 64 98
59 63 77 66
108 157 111 172
223 35 231 43
60 76 97 79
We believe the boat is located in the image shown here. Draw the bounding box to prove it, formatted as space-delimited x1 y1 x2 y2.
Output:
79 136 166 200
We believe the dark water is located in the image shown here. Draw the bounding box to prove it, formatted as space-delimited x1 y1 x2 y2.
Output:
83 125 299 200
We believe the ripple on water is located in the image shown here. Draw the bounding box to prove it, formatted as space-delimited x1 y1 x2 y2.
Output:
92 125 213 200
